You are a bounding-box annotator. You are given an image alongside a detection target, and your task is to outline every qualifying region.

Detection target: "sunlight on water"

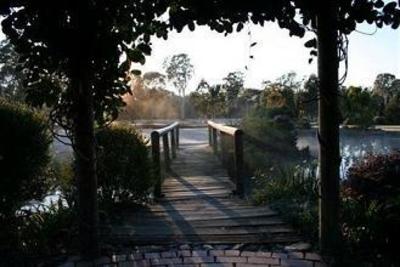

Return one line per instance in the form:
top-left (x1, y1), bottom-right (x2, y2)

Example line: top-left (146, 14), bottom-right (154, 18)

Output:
top-left (297, 129), bottom-right (400, 178)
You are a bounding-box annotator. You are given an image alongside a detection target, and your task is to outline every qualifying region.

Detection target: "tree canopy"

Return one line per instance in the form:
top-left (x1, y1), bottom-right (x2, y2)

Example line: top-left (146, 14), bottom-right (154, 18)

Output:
top-left (1, 0), bottom-right (399, 260)
top-left (0, 0), bottom-right (169, 129)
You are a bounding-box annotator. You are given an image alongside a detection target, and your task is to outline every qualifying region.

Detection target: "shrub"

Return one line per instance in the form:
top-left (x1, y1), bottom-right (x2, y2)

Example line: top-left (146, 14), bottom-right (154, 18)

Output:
top-left (241, 106), bottom-right (305, 172)
top-left (345, 151), bottom-right (400, 200)
top-left (0, 98), bottom-right (52, 217)
top-left (342, 151), bottom-right (400, 265)
top-left (50, 157), bottom-right (76, 208)
top-left (0, 202), bottom-right (78, 264)
top-left (96, 123), bottom-right (154, 207)
top-left (384, 94), bottom-right (400, 125)
top-left (251, 162), bottom-right (319, 242)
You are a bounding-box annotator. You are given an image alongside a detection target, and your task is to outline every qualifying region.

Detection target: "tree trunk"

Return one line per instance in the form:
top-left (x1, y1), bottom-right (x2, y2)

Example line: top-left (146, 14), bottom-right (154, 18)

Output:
top-left (317, 0), bottom-right (341, 259)
top-left (71, 69), bottom-right (100, 259)
top-left (71, 0), bottom-right (100, 258)
top-left (181, 88), bottom-right (186, 120)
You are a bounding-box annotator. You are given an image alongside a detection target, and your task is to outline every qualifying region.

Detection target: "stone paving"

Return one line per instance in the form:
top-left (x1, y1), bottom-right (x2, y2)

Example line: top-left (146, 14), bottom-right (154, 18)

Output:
top-left (59, 244), bottom-right (326, 267)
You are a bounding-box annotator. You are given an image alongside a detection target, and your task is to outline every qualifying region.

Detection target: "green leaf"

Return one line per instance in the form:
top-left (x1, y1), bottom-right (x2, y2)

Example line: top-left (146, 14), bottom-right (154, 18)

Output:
top-left (137, 43), bottom-right (152, 55)
top-left (304, 38), bottom-right (317, 48)
top-left (383, 2), bottom-right (397, 13)
top-left (131, 69), bottom-right (141, 76)
top-left (127, 49), bottom-right (146, 65)
top-left (188, 21), bottom-right (195, 31)
top-left (236, 22), bottom-right (244, 32)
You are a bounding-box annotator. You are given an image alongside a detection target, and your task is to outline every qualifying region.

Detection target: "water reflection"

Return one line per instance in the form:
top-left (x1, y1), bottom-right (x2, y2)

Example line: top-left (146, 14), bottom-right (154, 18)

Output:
top-left (297, 129), bottom-right (400, 178)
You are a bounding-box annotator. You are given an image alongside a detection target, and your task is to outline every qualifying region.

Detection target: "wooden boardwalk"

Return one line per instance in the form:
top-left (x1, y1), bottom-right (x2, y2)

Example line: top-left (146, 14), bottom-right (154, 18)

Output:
top-left (109, 142), bottom-right (300, 245)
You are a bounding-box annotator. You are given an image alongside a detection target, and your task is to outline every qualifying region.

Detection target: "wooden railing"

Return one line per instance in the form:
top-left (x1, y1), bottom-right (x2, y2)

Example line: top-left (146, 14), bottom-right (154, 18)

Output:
top-left (151, 122), bottom-right (179, 197)
top-left (207, 120), bottom-right (247, 198)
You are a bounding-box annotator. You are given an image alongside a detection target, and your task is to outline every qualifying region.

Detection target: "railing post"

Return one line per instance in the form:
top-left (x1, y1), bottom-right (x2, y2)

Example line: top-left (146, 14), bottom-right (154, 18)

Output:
top-left (151, 131), bottom-right (161, 198)
top-left (176, 126), bottom-right (180, 148)
top-left (208, 125), bottom-right (212, 146)
top-left (162, 134), bottom-right (170, 170)
top-left (234, 129), bottom-right (245, 198)
top-left (170, 129), bottom-right (176, 159)
top-left (212, 128), bottom-right (218, 154)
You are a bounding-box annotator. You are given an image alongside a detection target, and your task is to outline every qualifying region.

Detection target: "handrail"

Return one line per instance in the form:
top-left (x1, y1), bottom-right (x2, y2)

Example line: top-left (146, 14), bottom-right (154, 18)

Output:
top-left (207, 120), bottom-right (247, 198)
top-left (207, 120), bottom-right (238, 136)
top-left (151, 122), bottom-right (179, 197)
top-left (154, 121), bottom-right (179, 136)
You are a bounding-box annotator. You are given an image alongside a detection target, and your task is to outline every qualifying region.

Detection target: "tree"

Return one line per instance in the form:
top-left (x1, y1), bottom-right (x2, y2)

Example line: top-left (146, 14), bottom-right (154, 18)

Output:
top-left (163, 53), bottom-right (194, 120)
top-left (223, 71), bottom-right (244, 117)
top-left (262, 73), bottom-right (299, 118)
top-left (121, 73), bottom-right (179, 120)
top-left (1, 0), bottom-right (169, 258)
top-left (0, 40), bottom-right (25, 101)
top-left (384, 94), bottom-right (400, 124)
top-left (297, 74), bottom-right (319, 121)
top-left (373, 73), bottom-right (397, 105)
top-left (142, 71), bottom-right (167, 90)
top-left (341, 86), bottom-right (378, 127)
top-left (2, 0), bottom-right (399, 260)
top-left (191, 79), bottom-right (226, 119)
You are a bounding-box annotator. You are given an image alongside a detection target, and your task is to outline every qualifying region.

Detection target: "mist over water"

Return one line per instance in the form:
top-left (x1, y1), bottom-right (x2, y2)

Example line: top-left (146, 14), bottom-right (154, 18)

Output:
top-left (297, 129), bottom-right (400, 177)
top-left (52, 126), bottom-right (400, 179)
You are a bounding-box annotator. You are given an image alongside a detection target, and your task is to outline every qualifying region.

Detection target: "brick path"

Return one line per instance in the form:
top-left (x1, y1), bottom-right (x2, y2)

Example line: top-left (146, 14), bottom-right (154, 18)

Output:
top-left (60, 247), bottom-right (326, 267)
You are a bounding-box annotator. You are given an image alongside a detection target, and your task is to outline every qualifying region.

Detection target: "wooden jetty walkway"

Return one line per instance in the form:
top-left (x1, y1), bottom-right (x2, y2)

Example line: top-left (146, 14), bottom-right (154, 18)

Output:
top-left (109, 121), bottom-right (300, 246)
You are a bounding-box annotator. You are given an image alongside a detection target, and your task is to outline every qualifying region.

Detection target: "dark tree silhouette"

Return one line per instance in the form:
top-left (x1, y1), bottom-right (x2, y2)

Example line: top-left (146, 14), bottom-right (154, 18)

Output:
top-left (163, 53), bottom-right (194, 120)
top-left (223, 71), bottom-right (244, 117)
top-left (0, 0), bottom-right (169, 258)
top-left (1, 0), bottom-right (399, 260)
top-left (0, 40), bottom-right (25, 100)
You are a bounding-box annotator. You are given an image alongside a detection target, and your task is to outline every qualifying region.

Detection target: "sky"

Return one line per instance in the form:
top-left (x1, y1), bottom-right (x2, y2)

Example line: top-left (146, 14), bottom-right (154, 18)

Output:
top-left (1, 18), bottom-right (399, 93)
top-left (139, 22), bottom-right (400, 93)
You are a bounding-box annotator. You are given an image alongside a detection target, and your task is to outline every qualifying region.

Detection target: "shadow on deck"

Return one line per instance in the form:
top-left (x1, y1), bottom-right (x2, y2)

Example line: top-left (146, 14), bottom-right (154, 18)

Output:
top-left (106, 143), bottom-right (301, 246)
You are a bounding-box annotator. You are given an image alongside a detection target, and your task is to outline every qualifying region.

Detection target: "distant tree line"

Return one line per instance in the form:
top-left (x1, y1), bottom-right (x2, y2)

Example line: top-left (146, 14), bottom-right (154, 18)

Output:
top-left (2, 42), bottom-right (399, 127)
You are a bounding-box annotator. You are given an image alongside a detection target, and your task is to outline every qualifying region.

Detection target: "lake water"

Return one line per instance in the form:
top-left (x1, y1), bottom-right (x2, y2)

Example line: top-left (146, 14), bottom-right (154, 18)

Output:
top-left (297, 129), bottom-right (400, 177)
top-left (52, 127), bottom-right (400, 178)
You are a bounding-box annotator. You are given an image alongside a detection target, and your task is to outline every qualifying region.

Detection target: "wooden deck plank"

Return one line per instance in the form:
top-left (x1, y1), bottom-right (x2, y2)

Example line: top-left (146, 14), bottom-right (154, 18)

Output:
top-left (106, 143), bottom-right (300, 245)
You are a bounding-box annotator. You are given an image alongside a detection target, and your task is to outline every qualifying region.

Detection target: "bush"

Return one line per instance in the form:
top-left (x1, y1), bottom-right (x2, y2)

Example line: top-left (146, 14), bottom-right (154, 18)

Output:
top-left (341, 151), bottom-right (400, 265)
top-left (96, 123), bottom-right (154, 207)
top-left (241, 106), bottom-right (305, 172)
top-left (251, 162), bottom-right (319, 242)
top-left (0, 98), bottom-right (52, 217)
top-left (384, 94), bottom-right (400, 125)
top-left (50, 157), bottom-right (76, 208)
top-left (0, 202), bottom-right (78, 264)
top-left (345, 151), bottom-right (400, 200)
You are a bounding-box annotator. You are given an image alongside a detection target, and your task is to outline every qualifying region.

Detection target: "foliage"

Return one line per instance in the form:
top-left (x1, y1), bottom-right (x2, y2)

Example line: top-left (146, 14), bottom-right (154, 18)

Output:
top-left (296, 74), bottom-right (318, 122)
top-left (0, 1), bottom-right (169, 129)
top-left (50, 158), bottom-right (76, 208)
top-left (1, 2), bottom-right (171, 253)
top-left (341, 86), bottom-right (379, 128)
top-left (121, 73), bottom-right (179, 120)
top-left (163, 53), bottom-right (194, 95)
top-left (223, 71), bottom-right (244, 116)
top-left (341, 151), bottom-right (400, 265)
top-left (0, 40), bottom-right (26, 101)
top-left (383, 93), bottom-right (400, 124)
top-left (0, 202), bottom-right (78, 263)
top-left (0, 98), bottom-right (52, 217)
top-left (251, 162), bottom-right (319, 242)
top-left (190, 79), bottom-right (226, 119)
top-left (96, 123), bottom-right (154, 208)
top-left (142, 72), bottom-right (167, 90)
top-left (163, 53), bottom-right (194, 119)
top-left (261, 72), bottom-right (300, 118)
top-left (372, 73), bottom-right (397, 105)
top-left (241, 105), bottom-right (304, 172)
top-left (345, 151), bottom-right (400, 200)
